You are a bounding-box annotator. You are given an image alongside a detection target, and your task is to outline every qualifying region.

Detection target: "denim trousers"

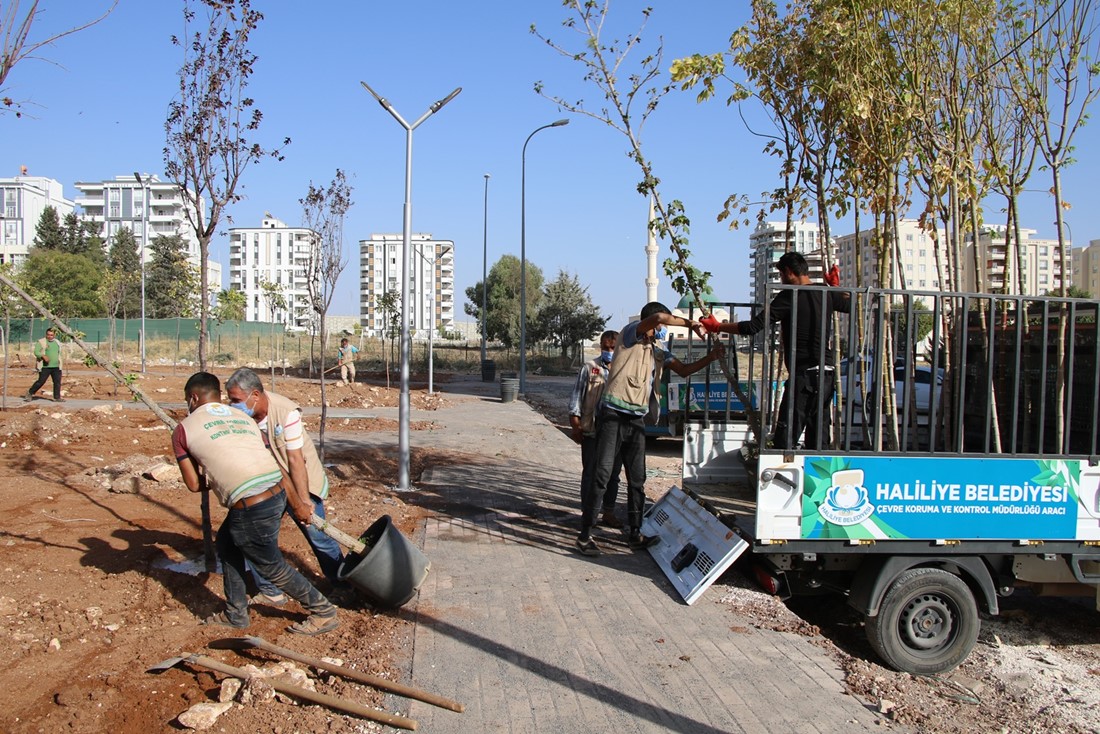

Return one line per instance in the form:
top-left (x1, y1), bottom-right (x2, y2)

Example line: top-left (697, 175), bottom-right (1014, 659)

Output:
top-left (253, 494), bottom-right (345, 596)
top-left (580, 433), bottom-right (622, 512)
top-left (582, 409), bottom-right (647, 536)
top-left (773, 368), bottom-right (836, 450)
top-left (216, 490), bottom-right (335, 626)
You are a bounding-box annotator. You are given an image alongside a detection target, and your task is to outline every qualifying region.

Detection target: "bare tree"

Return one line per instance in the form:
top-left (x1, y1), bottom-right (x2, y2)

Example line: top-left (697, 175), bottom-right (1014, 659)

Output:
top-left (164, 0), bottom-right (288, 371)
top-left (301, 169), bottom-right (353, 460)
top-left (1, 0), bottom-right (117, 115)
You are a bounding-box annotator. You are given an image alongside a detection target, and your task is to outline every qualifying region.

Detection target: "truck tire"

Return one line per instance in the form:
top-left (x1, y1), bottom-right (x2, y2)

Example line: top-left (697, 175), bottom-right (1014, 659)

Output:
top-left (865, 568), bottom-right (979, 675)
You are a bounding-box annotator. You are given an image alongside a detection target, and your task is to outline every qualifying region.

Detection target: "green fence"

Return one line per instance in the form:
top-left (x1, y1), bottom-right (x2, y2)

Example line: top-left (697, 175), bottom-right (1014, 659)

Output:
top-left (8, 318), bottom-right (280, 345)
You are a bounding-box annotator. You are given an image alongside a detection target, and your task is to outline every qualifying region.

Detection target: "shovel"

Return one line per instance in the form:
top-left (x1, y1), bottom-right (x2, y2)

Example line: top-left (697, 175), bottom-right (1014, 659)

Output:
top-left (148, 652), bottom-right (417, 731)
top-left (213, 635), bottom-right (464, 712)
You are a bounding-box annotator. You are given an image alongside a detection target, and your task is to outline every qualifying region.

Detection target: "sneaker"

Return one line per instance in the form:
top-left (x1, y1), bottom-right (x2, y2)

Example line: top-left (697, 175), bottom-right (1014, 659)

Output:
top-left (22, 393), bottom-right (33, 402)
top-left (249, 591), bottom-right (288, 607)
top-left (599, 513), bottom-right (624, 530)
top-left (628, 533), bottom-right (660, 550)
top-left (574, 536), bottom-right (602, 557)
top-left (287, 613), bottom-right (339, 636)
top-left (201, 611), bottom-right (249, 629)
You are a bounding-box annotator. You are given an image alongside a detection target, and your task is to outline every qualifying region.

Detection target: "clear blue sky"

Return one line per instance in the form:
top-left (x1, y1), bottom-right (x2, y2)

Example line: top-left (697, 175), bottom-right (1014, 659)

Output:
top-left (5, 1), bottom-right (1099, 327)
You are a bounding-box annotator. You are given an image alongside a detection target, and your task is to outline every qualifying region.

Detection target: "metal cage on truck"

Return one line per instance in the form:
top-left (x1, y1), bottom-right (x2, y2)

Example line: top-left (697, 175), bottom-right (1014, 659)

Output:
top-left (645, 286), bottom-right (1100, 675)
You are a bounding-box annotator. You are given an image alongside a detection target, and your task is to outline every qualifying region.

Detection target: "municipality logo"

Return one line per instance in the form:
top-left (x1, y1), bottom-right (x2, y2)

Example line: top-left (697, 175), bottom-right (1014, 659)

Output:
top-left (819, 469), bottom-right (874, 526)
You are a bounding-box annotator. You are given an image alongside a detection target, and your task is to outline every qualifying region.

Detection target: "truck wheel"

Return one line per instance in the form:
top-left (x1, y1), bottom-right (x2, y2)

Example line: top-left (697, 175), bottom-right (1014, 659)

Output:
top-left (865, 567), bottom-right (979, 675)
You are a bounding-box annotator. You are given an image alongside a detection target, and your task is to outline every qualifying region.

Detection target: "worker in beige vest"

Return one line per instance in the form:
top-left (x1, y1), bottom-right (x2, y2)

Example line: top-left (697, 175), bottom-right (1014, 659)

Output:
top-left (172, 371), bottom-right (338, 635)
top-left (226, 368), bottom-right (345, 607)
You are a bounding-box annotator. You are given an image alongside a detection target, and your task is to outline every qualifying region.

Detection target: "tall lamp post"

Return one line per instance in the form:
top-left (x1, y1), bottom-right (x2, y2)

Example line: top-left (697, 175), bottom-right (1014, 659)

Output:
top-left (133, 172), bottom-right (149, 373)
top-left (481, 173), bottom-right (490, 369)
top-left (413, 242), bottom-right (452, 395)
top-left (361, 81), bottom-right (461, 491)
top-left (520, 119), bottom-right (569, 396)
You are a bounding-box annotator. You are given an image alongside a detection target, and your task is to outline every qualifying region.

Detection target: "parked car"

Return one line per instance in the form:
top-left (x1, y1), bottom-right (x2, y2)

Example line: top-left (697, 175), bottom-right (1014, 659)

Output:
top-left (841, 358), bottom-right (944, 414)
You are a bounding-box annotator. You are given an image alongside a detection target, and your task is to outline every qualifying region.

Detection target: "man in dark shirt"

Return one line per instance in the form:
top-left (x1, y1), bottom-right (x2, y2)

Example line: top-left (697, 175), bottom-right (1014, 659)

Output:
top-left (705, 252), bottom-right (849, 449)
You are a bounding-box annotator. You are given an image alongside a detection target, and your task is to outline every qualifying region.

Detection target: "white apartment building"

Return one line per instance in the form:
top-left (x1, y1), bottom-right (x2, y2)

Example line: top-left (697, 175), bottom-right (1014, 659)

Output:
top-left (1072, 239), bottom-right (1100, 298)
top-left (74, 174), bottom-right (221, 291)
top-left (0, 176), bottom-right (74, 266)
top-left (835, 219), bottom-right (947, 305)
top-left (359, 233), bottom-right (455, 339)
top-left (227, 214), bottom-right (316, 328)
top-left (748, 220), bottom-right (827, 305)
top-left (964, 226), bottom-right (1066, 296)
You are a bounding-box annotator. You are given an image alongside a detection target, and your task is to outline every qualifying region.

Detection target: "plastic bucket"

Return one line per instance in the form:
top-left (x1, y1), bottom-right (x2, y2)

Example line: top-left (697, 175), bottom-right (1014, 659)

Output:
top-left (500, 376), bottom-right (519, 403)
top-left (337, 515), bottom-right (431, 608)
top-left (481, 359), bottom-right (496, 382)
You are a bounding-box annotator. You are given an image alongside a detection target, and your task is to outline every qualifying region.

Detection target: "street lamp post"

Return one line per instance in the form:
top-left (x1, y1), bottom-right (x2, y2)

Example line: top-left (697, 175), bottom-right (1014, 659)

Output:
top-left (413, 243), bottom-right (452, 395)
top-left (133, 172), bottom-right (149, 373)
top-left (481, 173), bottom-right (490, 368)
top-left (520, 119), bottom-right (569, 396)
top-left (361, 81), bottom-right (461, 491)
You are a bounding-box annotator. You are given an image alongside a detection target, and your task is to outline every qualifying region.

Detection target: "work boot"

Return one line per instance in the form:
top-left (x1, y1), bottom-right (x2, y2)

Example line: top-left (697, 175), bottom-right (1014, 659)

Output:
top-left (628, 532), bottom-right (660, 550)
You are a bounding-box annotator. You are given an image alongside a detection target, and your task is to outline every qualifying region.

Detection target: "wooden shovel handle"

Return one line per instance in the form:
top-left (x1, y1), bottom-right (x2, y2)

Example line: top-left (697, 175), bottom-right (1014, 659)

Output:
top-left (310, 513), bottom-right (366, 554)
top-left (186, 653), bottom-right (417, 730)
top-left (244, 636), bottom-right (464, 713)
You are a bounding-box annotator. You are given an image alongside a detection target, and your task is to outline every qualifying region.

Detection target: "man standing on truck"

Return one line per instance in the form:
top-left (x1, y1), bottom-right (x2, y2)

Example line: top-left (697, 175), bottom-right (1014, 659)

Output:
top-left (569, 329), bottom-right (626, 530)
top-left (575, 302), bottom-right (724, 556)
top-left (703, 251), bottom-right (849, 449)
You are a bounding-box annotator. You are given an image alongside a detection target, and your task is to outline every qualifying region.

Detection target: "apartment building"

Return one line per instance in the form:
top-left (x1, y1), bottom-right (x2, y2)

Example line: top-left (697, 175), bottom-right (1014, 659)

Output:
top-left (748, 220), bottom-right (826, 306)
top-left (73, 174), bottom-right (220, 290)
top-left (227, 214), bottom-right (316, 328)
top-left (1072, 240), bottom-right (1100, 298)
top-left (359, 233), bottom-right (455, 339)
top-left (964, 226), bottom-right (1066, 296)
top-left (833, 219), bottom-right (948, 304)
top-left (0, 175), bottom-right (74, 266)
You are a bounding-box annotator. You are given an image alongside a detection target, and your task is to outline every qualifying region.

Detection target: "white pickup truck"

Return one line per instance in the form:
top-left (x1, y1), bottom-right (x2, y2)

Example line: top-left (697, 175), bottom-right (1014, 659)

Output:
top-left (644, 287), bottom-right (1100, 675)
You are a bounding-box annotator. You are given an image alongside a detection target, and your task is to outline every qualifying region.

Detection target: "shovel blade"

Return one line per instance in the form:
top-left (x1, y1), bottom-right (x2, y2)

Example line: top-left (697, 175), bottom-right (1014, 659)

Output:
top-left (206, 637), bottom-right (256, 651)
top-left (147, 655), bottom-right (189, 673)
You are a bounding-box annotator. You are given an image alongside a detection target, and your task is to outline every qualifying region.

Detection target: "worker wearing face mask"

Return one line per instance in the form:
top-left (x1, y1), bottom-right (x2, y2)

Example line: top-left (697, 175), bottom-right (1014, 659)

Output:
top-left (575, 302), bottom-right (724, 557)
top-left (568, 329), bottom-right (626, 531)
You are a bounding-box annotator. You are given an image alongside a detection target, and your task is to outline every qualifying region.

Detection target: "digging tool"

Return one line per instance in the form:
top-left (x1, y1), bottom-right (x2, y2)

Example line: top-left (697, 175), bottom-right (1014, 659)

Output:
top-left (148, 652), bottom-right (417, 730)
top-left (212, 636), bottom-right (464, 713)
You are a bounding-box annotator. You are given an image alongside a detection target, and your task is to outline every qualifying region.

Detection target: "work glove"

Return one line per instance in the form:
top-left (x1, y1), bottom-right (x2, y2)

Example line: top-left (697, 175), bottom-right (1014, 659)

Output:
top-left (700, 313), bottom-right (722, 334)
top-left (824, 264), bottom-right (840, 287)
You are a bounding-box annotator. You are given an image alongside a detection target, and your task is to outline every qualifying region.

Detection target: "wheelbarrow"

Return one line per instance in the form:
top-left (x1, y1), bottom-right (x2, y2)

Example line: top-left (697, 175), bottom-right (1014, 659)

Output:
top-left (311, 513), bottom-right (430, 608)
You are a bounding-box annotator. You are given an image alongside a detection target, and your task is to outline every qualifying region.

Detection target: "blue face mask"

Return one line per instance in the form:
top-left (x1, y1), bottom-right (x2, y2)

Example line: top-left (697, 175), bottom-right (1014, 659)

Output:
top-left (230, 396), bottom-right (254, 417)
top-left (654, 326), bottom-right (668, 342)
top-left (600, 350), bottom-right (614, 363)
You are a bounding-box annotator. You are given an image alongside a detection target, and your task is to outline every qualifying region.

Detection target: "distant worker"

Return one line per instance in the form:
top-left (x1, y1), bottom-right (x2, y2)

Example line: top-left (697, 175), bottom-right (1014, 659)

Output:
top-left (577, 302), bottom-right (724, 556)
top-left (703, 251), bottom-right (849, 449)
top-left (225, 368), bottom-right (345, 606)
top-left (337, 338), bottom-right (359, 385)
top-left (25, 327), bottom-right (63, 402)
top-left (172, 372), bottom-right (338, 635)
top-left (568, 329), bottom-right (625, 530)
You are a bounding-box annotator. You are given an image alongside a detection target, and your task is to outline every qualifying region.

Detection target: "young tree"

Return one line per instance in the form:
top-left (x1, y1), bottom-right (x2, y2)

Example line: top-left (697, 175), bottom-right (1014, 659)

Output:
top-left (215, 287), bottom-right (246, 361)
top-left (532, 270), bottom-right (607, 360)
top-left (300, 169), bottom-right (354, 459)
top-left (258, 277), bottom-right (286, 386)
top-left (0, 0), bottom-right (117, 116)
top-left (464, 254), bottom-right (543, 348)
top-left (164, 0), bottom-right (288, 370)
top-left (377, 289), bottom-right (399, 388)
top-left (31, 205), bottom-right (62, 250)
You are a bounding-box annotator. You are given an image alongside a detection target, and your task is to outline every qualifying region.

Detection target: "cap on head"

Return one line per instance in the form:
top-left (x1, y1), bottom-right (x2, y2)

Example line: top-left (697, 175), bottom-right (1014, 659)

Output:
top-left (640, 301), bottom-right (671, 320)
top-left (775, 251), bottom-right (809, 276)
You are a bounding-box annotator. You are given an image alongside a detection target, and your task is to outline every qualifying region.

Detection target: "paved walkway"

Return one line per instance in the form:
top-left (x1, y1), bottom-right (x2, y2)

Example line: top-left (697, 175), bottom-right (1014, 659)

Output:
top-left (366, 376), bottom-right (884, 733)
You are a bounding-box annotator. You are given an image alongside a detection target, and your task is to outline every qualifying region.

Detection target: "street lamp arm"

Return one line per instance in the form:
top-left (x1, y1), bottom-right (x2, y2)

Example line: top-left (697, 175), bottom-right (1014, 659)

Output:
top-left (431, 87), bottom-right (462, 113)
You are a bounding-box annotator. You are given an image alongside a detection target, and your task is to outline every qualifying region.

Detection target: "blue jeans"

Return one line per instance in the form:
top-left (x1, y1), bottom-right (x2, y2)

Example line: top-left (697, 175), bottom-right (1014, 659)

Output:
top-left (216, 490), bottom-right (335, 626)
top-left (253, 494), bottom-right (345, 597)
top-left (582, 409), bottom-right (647, 537)
top-left (580, 433), bottom-right (622, 512)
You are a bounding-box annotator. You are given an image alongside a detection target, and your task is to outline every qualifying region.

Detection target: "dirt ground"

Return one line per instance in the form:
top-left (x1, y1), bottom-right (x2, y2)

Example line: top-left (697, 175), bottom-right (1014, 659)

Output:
top-left (4, 365), bottom-right (1100, 733)
top-left (0, 365), bottom-right (452, 734)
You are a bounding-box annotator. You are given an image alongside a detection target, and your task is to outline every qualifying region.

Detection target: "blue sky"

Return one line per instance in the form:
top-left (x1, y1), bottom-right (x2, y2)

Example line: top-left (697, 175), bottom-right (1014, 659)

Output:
top-left (5, 1), bottom-right (1099, 327)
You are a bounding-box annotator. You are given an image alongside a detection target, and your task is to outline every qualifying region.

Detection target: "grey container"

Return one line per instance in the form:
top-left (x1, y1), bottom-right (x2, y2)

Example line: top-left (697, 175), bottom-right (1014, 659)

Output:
top-left (337, 515), bottom-right (431, 608)
top-left (500, 376), bottom-right (520, 403)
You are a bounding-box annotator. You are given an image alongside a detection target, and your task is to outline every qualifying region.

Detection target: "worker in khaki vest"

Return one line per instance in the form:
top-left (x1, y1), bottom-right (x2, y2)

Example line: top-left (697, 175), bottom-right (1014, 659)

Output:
top-left (226, 368), bottom-right (345, 606)
top-left (173, 371), bottom-right (338, 635)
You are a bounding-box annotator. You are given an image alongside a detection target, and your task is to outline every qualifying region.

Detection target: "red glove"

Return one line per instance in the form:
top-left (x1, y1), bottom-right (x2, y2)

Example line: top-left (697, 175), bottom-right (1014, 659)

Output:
top-left (824, 264), bottom-right (840, 287)
top-left (700, 314), bottom-right (722, 334)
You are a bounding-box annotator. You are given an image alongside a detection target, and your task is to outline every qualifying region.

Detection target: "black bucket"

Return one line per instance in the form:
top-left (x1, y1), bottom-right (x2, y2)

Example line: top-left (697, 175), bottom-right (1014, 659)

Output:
top-left (481, 358), bottom-right (496, 382)
top-left (337, 515), bottom-right (431, 608)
